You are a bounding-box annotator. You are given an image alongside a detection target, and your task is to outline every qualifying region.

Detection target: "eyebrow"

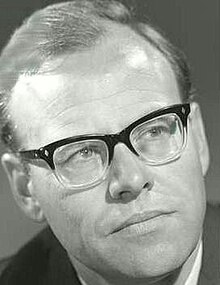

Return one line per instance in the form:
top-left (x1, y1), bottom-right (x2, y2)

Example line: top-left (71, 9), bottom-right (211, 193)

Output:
top-left (39, 100), bottom-right (167, 147)
top-left (16, 103), bottom-right (190, 172)
top-left (25, 103), bottom-right (186, 149)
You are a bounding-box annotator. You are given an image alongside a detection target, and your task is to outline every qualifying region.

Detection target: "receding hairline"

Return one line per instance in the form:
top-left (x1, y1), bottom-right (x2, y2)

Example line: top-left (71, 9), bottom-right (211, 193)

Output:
top-left (0, 0), bottom-right (192, 151)
top-left (21, 20), bottom-right (175, 78)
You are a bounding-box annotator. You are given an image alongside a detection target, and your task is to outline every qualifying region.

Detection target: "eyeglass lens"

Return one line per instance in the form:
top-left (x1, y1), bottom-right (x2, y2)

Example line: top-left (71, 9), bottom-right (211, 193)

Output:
top-left (130, 114), bottom-right (183, 163)
top-left (53, 113), bottom-right (184, 187)
top-left (54, 140), bottom-right (109, 186)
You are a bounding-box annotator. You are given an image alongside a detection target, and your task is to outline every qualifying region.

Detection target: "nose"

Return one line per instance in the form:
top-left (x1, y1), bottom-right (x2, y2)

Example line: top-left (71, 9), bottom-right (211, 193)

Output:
top-left (108, 143), bottom-right (154, 201)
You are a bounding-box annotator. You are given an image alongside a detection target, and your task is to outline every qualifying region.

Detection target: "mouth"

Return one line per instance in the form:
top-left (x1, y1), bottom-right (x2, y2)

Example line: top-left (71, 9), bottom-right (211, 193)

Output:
top-left (111, 210), bottom-right (176, 235)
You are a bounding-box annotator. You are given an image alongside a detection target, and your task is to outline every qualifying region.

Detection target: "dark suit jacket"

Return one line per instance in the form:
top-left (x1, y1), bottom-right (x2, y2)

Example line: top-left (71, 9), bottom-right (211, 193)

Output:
top-left (0, 204), bottom-right (219, 284)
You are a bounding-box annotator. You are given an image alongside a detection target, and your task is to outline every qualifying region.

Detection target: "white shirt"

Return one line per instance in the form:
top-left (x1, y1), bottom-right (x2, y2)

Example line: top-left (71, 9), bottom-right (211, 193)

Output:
top-left (185, 241), bottom-right (203, 285)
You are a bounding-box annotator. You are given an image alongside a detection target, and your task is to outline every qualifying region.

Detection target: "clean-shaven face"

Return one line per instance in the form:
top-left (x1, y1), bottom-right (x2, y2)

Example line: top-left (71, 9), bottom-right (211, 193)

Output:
top-left (9, 24), bottom-right (206, 283)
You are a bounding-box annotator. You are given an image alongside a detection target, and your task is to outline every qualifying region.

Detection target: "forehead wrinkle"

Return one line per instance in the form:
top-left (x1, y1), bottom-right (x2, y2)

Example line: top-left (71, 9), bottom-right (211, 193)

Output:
top-left (44, 86), bottom-right (132, 124)
top-left (39, 90), bottom-right (174, 145)
top-left (14, 29), bottom-right (177, 121)
top-left (45, 86), bottom-right (169, 124)
top-left (10, 73), bottom-right (65, 124)
top-left (37, 73), bottom-right (118, 118)
top-left (10, 24), bottom-right (180, 149)
top-left (112, 99), bottom-right (166, 115)
top-left (46, 99), bottom-right (167, 143)
top-left (44, 88), bottom-right (124, 121)
top-left (40, 33), bottom-right (175, 112)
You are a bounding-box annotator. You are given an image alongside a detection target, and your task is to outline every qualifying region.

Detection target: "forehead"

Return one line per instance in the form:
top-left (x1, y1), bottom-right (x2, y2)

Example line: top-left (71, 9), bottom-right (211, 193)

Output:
top-left (9, 24), bottom-right (180, 148)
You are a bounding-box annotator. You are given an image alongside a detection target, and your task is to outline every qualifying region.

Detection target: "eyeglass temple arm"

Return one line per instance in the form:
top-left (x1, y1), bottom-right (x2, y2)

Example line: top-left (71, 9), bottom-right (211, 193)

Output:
top-left (18, 147), bottom-right (55, 169)
top-left (18, 149), bottom-right (40, 160)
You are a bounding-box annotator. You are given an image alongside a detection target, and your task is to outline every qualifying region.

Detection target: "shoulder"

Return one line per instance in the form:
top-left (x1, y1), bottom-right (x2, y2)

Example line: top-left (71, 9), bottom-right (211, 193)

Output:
top-left (204, 203), bottom-right (220, 229)
top-left (203, 203), bottom-right (220, 249)
top-left (0, 256), bottom-right (12, 275)
top-left (199, 203), bottom-right (220, 283)
top-left (0, 227), bottom-right (54, 282)
top-left (0, 227), bottom-right (81, 285)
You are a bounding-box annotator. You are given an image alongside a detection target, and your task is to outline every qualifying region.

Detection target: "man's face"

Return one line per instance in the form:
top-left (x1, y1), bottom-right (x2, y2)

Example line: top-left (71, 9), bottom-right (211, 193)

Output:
top-left (9, 25), bottom-right (207, 282)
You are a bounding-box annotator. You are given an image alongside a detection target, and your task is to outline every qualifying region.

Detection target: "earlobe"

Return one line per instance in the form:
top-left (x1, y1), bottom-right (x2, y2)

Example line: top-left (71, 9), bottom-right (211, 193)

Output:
top-left (190, 102), bottom-right (210, 176)
top-left (1, 153), bottom-right (45, 222)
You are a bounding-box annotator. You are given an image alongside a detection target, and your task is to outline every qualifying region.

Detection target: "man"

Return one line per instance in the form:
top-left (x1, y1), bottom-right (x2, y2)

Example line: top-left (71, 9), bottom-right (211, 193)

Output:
top-left (0, 0), bottom-right (219, 284)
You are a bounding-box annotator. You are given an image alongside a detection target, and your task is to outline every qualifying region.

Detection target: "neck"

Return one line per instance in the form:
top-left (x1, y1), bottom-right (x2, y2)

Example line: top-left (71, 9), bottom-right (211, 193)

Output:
top-left (70, 241), bottom-right (201, 285)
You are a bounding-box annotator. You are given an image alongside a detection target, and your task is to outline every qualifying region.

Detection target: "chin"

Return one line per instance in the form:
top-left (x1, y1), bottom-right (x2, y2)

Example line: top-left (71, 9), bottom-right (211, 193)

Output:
top-left (84, 235), bottom-right (194, 284)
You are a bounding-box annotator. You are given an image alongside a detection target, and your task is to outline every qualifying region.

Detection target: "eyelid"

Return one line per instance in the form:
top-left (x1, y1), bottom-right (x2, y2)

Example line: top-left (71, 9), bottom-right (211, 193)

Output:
top-left (144, 119), bottom-right (172, 126)
top-left (55, 144), bottom-right (100, 165)
top-left (133, 115), bottom-right (176, 132)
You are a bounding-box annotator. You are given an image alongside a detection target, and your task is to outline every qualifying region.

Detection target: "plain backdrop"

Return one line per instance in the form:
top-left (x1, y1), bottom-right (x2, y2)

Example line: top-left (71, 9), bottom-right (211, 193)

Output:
top-left (0, 0), bottom-right (219, 259)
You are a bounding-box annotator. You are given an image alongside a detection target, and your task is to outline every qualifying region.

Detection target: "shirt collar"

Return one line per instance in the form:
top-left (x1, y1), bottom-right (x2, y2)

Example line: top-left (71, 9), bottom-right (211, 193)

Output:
top-left (185, 240), bottom-right (203, 285)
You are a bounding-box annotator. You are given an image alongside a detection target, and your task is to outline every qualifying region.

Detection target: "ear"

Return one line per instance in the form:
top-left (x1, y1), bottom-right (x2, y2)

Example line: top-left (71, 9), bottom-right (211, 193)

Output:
top-left (1, 153), bottom-right (45, 222)
top-left (190, 102), bottom-right (210, 176)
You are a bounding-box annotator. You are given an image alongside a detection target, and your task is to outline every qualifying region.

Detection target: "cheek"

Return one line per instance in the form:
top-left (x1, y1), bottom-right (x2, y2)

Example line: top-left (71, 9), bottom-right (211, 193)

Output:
top-left (31, 168), bottom-right (107, 258)
top-left (178, 133), bottom-right (206, 203)
top-left (154, 132), bottom-right (206, 228)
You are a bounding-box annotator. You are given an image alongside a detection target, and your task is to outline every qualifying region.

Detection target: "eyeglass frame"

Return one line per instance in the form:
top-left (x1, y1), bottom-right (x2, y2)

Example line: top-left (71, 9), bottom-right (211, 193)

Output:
top-left (18, 103), bottom-right (190, 173)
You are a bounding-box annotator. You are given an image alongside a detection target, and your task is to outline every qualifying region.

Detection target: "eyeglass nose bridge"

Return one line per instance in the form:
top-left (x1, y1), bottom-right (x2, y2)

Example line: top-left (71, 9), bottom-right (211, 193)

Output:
top-left (107, 129), bottom-right (139, 165)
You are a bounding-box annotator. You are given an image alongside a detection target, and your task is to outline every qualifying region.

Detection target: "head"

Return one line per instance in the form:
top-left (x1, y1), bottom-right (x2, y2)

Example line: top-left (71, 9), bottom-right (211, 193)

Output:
top-left (0, 1), bottom-right (209, 284)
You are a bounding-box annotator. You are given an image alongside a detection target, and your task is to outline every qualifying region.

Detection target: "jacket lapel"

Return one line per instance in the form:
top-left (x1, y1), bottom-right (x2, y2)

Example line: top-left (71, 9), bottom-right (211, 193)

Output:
top-left (198, 204), bottom-right (220, 284)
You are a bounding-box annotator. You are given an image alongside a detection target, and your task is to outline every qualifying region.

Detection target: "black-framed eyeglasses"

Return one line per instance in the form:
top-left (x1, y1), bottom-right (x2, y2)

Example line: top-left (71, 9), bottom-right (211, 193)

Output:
top-left (18, 103), bottom-right (191, 190)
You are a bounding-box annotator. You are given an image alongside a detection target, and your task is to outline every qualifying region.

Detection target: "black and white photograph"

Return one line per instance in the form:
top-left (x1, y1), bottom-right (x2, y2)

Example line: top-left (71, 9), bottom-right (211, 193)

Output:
top-left (0, 1), bottom-right (219, 284)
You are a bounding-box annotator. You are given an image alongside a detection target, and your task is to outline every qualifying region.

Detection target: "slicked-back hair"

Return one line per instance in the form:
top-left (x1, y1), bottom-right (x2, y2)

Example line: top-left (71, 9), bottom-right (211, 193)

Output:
top-left (0, 0), bottom-right (193, 151)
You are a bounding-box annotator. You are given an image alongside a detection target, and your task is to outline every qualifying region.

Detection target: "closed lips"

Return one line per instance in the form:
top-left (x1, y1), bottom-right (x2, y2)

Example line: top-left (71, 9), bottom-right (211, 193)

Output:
top-left (111, 210), bottom-right (175, 234)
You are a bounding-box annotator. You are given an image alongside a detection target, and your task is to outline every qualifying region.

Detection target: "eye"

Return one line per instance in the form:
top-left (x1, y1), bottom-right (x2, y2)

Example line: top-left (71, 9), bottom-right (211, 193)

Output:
top-left (77, 147), bottom-right (94, 159)
top-left (136, 124), bottom-right (170, 142)
top-left (146, 125), bottom-right (170, 138)
top-left (65, 146), bottom-right (98, 164)
top-left (55, 145), bottom-right (98, 166)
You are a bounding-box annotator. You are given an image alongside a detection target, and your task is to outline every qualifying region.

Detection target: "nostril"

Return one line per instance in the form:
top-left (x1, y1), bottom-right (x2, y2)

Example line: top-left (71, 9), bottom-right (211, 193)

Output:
top-left (119, 190), bottom-right (140, 202)
top-left (143, 180), bottom-right (154, 191)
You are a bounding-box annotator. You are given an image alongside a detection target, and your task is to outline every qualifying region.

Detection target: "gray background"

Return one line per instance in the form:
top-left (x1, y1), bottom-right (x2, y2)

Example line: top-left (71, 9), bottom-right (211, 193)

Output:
top-left (0, 0), bottom-right (219, 259)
